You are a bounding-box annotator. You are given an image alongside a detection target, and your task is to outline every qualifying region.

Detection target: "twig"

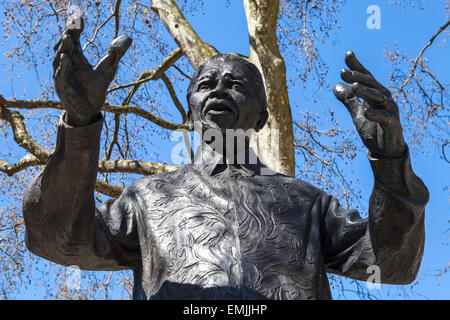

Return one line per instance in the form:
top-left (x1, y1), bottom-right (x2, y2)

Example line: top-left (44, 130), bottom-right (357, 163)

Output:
top-left (161, 73), bottom-right (193, 160)
top-left (294, 143), bottom-right (350, 208)
top-left (108, 47), bottom-right (183, 94)
top-left (172, 64), bottom-right (191, 79)
top-left (113, 0), bottom-right (122, 39)
top-left (103, 47), bottom-right (185, 161)
top-left (82, 13), bottom-right (115, 51)
top-left (395, 20), bottom-right (450, 97)
top-left (442, 141), bottom-right (450, 163)
top-left (160, 74), bottom-right (187, 121)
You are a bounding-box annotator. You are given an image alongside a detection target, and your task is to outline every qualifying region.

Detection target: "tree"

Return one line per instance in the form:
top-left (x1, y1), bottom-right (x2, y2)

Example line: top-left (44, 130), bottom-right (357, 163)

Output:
top-left (0, 0), bottom-right (448, 299)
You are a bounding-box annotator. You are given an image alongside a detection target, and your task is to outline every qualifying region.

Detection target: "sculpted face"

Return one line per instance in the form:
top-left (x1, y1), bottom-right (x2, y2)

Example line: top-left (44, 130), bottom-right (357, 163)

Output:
top-left (187, 55), bottom-right (268, 133)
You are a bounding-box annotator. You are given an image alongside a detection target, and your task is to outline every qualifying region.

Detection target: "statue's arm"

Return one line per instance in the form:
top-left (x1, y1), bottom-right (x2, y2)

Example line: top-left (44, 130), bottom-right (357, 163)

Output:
top-left (323, 50), bottom-right (429, 284)
top-left (22, 21), bottom-right (138, 270)
top-left (23, 112), bottom-right (140, 270)
top-left (320, 147), bottom-right (429, 284)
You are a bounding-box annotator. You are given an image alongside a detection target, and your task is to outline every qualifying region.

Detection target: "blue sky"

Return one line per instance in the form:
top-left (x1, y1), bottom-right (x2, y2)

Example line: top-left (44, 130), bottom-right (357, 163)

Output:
top-left (0, 0), bottom-right (448, 299)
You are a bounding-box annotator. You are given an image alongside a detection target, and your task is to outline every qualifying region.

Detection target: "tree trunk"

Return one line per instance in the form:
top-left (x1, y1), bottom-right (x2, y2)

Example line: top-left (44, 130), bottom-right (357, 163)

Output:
top-left (244, 0), bottom-right (295, 176)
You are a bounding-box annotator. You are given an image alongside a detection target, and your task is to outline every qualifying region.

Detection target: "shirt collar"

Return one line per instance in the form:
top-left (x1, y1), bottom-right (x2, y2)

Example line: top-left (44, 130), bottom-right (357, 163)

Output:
top-left (192, 142), bottom-right (265, 177)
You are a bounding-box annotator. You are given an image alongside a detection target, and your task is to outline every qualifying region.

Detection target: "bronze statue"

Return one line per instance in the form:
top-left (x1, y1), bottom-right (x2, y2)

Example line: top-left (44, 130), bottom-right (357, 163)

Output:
top-left (23, 24), bottom-right (429, 300)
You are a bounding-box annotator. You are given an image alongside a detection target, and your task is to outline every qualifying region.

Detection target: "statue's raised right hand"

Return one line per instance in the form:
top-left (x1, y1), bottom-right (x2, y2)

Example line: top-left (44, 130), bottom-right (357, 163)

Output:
top-left (53, 18), bottom-right (132, 126)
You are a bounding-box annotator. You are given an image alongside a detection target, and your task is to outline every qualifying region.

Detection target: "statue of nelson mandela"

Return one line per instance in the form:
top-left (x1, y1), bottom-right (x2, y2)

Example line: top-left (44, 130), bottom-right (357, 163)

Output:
top-left (23, 24), bottom-right (429, 300)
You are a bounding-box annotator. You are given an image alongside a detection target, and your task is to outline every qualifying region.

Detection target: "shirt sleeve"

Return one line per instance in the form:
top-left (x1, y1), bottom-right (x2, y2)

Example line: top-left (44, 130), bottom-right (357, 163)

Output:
top-left (320, 147), bottom-right (429, 284)
top-left (23, 112), bottom-right (140, 271)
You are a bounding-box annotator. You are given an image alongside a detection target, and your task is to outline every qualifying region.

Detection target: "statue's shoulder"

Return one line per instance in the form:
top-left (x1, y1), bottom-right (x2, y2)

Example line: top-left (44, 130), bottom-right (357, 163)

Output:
top-left (126, 164), bottom-right (191, 193)
top-left (257, 170), bottom-right (325, 198)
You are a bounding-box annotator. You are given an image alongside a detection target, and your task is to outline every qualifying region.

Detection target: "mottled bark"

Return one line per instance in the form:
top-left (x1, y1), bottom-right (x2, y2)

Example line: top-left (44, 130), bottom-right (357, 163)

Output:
top-left (244, 0), bottom-right (295, 176)
top-left (0, 154), bottom-right (44, 177)
top-left (98, 160), bottom-right (179, 175)
top-left (151, 0), bottom-right (218, 68)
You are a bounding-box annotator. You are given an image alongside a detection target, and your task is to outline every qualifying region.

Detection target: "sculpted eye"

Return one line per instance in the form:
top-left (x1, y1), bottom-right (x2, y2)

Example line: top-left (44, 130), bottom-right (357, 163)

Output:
top-left (232, 83), bottom-right (243, 90)
top-left (198, 81), bottom-right (212, 91)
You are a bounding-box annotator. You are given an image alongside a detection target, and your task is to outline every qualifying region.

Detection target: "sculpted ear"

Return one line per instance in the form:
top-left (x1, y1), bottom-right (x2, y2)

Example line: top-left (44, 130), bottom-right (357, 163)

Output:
top-left (256, 109), bottom-right (269, 131)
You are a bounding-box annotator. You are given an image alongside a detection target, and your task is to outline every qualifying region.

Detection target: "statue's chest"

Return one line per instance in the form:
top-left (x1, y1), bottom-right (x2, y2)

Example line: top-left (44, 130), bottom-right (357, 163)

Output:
top-left (140, 171), bottom-right (316, 290)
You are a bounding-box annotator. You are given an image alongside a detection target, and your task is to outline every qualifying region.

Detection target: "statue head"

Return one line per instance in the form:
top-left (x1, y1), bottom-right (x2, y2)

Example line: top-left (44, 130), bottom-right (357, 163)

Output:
top-left (186, 54), bottom-right (269, 133)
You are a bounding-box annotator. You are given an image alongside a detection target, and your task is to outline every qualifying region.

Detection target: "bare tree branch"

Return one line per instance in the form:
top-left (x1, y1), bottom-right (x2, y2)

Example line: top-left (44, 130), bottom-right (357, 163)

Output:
top-left (0, 97), bottom-right (61, 111)
top-left (104, 103), bottom-right (189, 130)
top-left (0, 96), bottom-right (189, 131)
top-left (0, 106), bottom-right (180, 197)
top-left (442, 140), bottom-right (450, 164)
top-left (94, 180), bottom-right (123, 198)
top-left (161, 73), bottom-right (193, 160)
top-left (83, 13), bottom-right (115, 51)
top-left (103, 112), bottom-right (125, 162)
top-left (294, 143), bottom-right (350, 208)
top-left (113, 0), bottom-right (122, 39)
top-left (107, 48), bottom-right (183, 161)
top-left (106, 47), bottom-right (184, 162)
top-left (172, 64), bottom-right (191, 79)
top-left (0, 154), bottom-right (44, 176)
top-left (160, 74), bottom-right (187, 122)
top-left (0, 107), bottom-right (50, 161)
top-left (150, 0), bottom-right (218, 68)
top-left (395, 20), bottom-right (450, 97)
top-left (108, 47), bottom-right (183, 95)
top-left (98, 159), bottom-right (179, 175)
top-left (0, 155), bottom-right (179, 178)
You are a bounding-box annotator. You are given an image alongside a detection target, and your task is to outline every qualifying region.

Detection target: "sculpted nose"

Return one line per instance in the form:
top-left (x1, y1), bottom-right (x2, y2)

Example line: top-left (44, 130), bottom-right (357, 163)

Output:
top-left (210, 80), bottom-right (229, 99)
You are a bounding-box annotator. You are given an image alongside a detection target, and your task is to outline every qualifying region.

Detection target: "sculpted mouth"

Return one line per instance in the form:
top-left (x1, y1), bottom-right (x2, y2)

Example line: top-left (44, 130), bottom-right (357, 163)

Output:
top-left (202, 98), bottom-right (237, 118)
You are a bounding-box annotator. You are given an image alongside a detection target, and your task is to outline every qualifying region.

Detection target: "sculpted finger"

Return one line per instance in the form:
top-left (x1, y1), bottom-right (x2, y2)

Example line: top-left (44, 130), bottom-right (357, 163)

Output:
top-left (53, 35), bottom-right (63, 52)
top-left (341, 69), bottom-right (391, 96)
top-left (52, 48), bottom-right (62, 73)
top-left (52, 34), bottom-right (74, 72)
top-left (352, 83), bottom-right (387, 105)
top-left (345, 51), bottom-right (372, 76)
top-left (54, 54), bottom-right (73, 108)
top-left (95, 35), bottom-right (132, 78)
top-left (363, 107), bottom-right (391, 125)
top-left (54, 53), bottom-right (72, 88)
top-left (333, 83), bottom-right (361, 117)
top-left (61, 34), bottom-right (75, 53)
top-left (62, 18), bottom-right (92, 70)
top-left (333, 82), bottom-right (354, 101)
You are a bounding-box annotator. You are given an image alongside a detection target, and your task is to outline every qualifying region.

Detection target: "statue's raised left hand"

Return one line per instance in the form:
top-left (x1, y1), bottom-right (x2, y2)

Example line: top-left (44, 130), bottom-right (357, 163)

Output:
top-left (333, 51), bottom-right (406, 158)
top-left (53, 17), bottom-right (132, 127)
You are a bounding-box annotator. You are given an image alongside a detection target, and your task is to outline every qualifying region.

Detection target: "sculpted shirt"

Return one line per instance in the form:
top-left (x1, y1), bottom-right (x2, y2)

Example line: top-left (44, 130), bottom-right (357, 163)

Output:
top-left (23, 114), bottom-right (429, 300)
